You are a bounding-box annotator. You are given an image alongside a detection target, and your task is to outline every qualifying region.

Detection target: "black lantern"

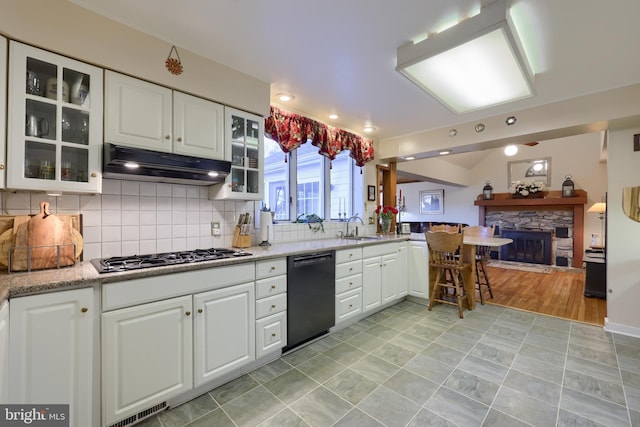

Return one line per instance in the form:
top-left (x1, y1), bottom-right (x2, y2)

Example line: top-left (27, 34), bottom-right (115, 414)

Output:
top-left (482, 181), bottom-right (493, 200)
top-left (562, 174), bottom-right (575, 197)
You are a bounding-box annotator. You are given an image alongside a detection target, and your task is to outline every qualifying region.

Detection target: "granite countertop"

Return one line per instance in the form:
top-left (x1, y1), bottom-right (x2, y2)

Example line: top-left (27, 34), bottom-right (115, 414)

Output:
top-left (0, 235), bottom-right (409, 301)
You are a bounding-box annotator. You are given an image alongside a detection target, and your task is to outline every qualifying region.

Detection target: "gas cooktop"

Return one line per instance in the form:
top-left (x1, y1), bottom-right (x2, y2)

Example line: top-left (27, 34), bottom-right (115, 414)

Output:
top-left (91, 248), bottom-right (252, 273)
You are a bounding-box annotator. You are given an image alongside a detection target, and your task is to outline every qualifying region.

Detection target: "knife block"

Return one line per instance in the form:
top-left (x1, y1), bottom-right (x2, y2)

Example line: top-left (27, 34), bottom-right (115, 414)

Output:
top-left (232, 226), bottom-right (252, 248)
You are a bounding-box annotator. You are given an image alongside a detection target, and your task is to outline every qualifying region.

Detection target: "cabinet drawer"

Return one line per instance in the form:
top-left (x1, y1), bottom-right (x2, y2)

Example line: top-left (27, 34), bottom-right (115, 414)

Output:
top-left (335, 273), bottom-right (363, 295)
top-left (335, 288), bottom-right (362, 324)
top-left (256, 258), bottom-right (287, 279)
top-left (256, 275), bottom-right (287, 299)
top-left (336, 248), bottom-right (362, 264)
top-left (335, 260), bottom-right (362, 279)
top-left (256, 311), bottom-right (287, 359)
top-left (256, 293), bottom-right (287, 319)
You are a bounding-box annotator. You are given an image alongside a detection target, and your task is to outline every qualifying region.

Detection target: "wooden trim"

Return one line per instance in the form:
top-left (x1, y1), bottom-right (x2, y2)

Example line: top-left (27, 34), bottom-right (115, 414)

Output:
top-left (474, 190), bottom-right (587, 268)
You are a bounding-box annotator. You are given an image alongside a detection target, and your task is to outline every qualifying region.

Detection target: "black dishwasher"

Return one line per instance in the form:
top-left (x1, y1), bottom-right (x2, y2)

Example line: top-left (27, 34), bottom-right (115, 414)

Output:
top-left (285, 251), bottom-right (335, 351)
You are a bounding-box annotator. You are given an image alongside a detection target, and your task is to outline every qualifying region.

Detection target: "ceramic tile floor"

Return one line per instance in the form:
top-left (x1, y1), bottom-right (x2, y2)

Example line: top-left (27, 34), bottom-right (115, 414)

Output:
top-left (135, 301), bottom-right (640, 427)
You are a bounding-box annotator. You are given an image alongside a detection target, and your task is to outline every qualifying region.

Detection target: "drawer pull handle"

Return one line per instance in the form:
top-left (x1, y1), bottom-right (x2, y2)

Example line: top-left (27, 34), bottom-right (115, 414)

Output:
top-left (271, 304), bottom-right (276, 309)
top-left (349, 267), bottom-right (353, 272)
top-left (271, 285), bottom-right (276, 289)
top-left (198, 309), bottom-right (203, 314)
top-left (349, 254), bottom-right (353, 258)
top-left (270, 266), bottom-right (276, 271)
top-left (271, 333), bottom-right (276, 337)
top-left (349, 282), bottom-right (353, 286)
top-left (349, 304), bottom-right (353, 308)
top-left (185, 311), bottom-right (191, 316)
top-left (81, 307), bottom-right (88, 313)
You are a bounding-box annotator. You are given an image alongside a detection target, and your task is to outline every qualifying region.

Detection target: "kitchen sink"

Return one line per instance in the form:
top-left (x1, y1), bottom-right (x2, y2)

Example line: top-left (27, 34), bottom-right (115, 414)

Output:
top-left (342, 235), bottom-right (383, 241)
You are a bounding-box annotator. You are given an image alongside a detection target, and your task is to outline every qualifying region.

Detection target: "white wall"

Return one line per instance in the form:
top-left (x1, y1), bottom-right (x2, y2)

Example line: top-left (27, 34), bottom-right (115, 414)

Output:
top-left (398, 132), bottom-right (608, 245)
top-left (604, 117), bottom-right (640, 335)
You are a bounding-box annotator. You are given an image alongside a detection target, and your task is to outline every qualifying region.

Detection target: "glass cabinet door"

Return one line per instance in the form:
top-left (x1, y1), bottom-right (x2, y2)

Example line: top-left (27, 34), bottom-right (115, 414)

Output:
top-left (8, 42), bottom-right (102, 193)
top-left (227, 109), bottom-right (262, 198)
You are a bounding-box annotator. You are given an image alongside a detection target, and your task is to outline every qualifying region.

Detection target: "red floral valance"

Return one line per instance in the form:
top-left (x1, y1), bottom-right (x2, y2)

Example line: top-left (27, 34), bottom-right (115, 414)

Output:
top-left (264, 106), bottom-right (374, 168)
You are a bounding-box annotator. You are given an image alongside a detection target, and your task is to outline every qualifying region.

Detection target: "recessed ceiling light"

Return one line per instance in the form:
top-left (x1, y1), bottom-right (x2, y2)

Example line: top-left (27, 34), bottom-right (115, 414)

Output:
top-left (404, 156), bottom-right (416, 160)
top-left (475, 123), bottom-right (485, 133)
top-left (505, 116), bottom-right (517, 125)
top-left (363, 126), bottom-right (375, 133)
top-left (276, 93), bottom-right (295, 102)
top-left (448, 129), bottom-right (457, 137)
top-left (329, 114), bottom-right (338, 120)
top-left (504, 145), bottom-right (518, 156)
top-left (439, 150), bottom-right (452, 155)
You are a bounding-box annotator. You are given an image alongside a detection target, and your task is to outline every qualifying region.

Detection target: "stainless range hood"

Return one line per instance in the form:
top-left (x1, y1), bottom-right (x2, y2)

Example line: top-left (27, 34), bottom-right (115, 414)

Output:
top-left (103, 143), bottom-right (231, 186)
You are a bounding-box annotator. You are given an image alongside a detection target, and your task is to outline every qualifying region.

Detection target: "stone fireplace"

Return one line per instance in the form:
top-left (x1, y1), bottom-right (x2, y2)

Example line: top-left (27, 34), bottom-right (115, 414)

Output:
top-left (474, 190), bottom-right (587, 268)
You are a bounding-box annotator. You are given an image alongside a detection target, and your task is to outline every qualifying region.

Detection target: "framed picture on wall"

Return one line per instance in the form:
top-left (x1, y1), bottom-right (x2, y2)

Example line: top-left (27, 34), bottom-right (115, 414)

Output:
top-left (419, 189), bottom-right (444, 214)
top-left (367, 185), bottom-right (376, 201)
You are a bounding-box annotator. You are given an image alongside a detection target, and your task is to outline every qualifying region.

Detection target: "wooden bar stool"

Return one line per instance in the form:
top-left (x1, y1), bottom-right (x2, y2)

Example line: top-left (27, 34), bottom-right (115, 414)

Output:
top-left (426, 231), bottom-right (471, 318)
top-left (462, 225), bottom-right (495, 304)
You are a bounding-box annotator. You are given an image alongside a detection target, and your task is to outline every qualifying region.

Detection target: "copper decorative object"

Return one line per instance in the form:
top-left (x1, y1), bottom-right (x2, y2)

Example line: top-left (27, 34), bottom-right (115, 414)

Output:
top-left (165, 45), bottom-right (183, 75)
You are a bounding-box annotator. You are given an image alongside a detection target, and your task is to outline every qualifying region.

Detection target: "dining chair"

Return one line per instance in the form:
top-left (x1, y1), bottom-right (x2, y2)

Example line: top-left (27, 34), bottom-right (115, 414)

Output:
top-left (429, 223), bottom-right (461, 233)
top-left (462, 225), bottom-right (496, 304)
top-left (425, 231), bottom-right (472, 318)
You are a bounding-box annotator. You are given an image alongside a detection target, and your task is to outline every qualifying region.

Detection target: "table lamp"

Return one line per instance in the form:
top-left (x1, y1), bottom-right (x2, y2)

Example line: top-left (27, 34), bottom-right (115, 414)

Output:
top-left (587, 202), bottom-right (606, 248)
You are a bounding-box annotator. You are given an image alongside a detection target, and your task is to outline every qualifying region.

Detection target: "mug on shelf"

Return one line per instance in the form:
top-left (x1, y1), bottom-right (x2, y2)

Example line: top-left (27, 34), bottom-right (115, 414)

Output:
top-left (26, 115), bottom-right (49, 138)
top-left (26, 70), bottom-right (42, 95)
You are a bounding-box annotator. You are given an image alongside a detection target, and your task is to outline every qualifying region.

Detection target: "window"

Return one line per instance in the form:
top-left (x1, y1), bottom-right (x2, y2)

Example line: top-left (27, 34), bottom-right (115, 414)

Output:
top-left (263, 135), bottom-right (363, 221)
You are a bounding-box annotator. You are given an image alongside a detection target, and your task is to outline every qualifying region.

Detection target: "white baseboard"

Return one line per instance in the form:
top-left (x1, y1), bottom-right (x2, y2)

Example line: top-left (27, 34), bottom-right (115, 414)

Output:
top-left (604, 317), bottom-right (640, 338)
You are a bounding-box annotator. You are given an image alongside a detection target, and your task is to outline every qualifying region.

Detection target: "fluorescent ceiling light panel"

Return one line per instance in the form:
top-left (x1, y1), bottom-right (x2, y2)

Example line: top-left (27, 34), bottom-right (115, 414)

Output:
top-left (396, 0), bottom-right (534, 113)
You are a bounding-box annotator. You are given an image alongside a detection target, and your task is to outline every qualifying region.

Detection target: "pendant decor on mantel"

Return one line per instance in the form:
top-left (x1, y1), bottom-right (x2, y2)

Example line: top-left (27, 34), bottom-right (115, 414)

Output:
top-left (165, 45), bottom-right (183, 75)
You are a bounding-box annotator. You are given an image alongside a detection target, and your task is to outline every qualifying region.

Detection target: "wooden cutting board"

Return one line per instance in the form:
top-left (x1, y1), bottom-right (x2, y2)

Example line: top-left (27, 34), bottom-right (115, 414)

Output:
top-left (0, 205), bottom-right (83, 270)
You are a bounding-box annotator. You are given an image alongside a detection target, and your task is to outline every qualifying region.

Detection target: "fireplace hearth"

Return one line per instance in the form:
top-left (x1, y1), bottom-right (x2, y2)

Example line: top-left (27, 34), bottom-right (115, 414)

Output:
top-left (501, 229), bottom-right (553, 265)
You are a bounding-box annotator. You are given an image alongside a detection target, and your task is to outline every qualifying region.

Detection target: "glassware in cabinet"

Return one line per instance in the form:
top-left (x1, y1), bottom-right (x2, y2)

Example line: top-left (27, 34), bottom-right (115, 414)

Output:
top-left (8, 41), bottom-right (102, 193)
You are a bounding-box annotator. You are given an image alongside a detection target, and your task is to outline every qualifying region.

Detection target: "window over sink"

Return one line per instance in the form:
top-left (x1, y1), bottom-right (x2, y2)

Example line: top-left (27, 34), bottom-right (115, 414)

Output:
top-left (263, 135), bottom-right (363, 222)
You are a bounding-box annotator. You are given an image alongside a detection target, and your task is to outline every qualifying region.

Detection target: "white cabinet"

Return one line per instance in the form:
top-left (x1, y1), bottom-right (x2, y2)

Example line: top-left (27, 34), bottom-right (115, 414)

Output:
top-left (408, 241), bottom-right (429, 299)
top-left (255, 258), bottom-right (287, 358)
top-left (7, 41), bottom-right (103, 193)
top-left (396, 243), bottom-right (408, 298)
top-left (0, 299), bottom-right (8, 403)
top-left (335, 248), bottom-right (364, 325)
top-left (209, 107), bottom-right (264, 200)
top-left (362, 243), bottom-right (405, 313)
top-left (9, 288), bottom-right (94, 427)
top-left (194, 283), bottom-right (255, 386)
top-left (102, 295), bottom-right (193, 426)
top-left (105, 71), bottom-right (224, 160)
top-left (0, 36), bottom-right (7, 188)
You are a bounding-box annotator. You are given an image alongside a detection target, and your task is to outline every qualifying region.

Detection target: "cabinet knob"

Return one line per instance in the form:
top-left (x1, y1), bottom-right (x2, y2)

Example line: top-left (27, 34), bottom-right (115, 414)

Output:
top-left (349, 304), bottom-right (353, 308)
top-left (271, 285), bottom-right (276, 290)
top-left (349, 253), bottom-right (353, 258)
top-left (185, 311), bottom-right (191, 316)
top-left (270, 266), bottom-right (276, 271)
top-left (0, 164), bottom-right (4, 170)
top-left (81, 307), bottom-right (88, 313)
top-left (349, 282), bottom-right (353, 286)
top-left (271, 304), bottom-right (276, 309)
top-left (165, 135), bottom-right (171, 140)
top-left (90, 172), bottom-right (97, 178)
top-left (271, 333), bottom-right (276, 337)
top-left (177, 137), bottom-right (183, 142)
top-left (198, 309), bottom-right (203, 314)
top-left (349, 267), bottom-right (353, 272)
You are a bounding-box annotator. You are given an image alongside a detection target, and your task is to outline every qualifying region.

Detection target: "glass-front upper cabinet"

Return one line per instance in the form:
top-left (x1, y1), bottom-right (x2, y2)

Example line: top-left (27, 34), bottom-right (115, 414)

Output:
top-left (209, 107), bottom-right (263, 200)
top-left (0, 37), bottom-right (7, 189)
top-left (7, 41), bottom-right (103, 194)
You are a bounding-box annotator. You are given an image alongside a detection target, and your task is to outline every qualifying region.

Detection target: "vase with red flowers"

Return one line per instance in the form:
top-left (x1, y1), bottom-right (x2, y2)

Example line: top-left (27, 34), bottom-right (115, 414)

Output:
top-left (375, 205), bottom-right (398, 234)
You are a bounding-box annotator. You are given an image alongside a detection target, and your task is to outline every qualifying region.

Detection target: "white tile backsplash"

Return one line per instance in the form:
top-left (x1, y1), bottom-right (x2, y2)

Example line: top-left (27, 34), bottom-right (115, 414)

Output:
top-left (121, 181), bottom-right (140, 196)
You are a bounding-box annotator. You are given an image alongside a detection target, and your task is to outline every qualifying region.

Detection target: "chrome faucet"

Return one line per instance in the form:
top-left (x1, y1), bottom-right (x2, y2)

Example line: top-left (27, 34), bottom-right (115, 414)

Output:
top-left (345, 214), bottom-right (364, 237)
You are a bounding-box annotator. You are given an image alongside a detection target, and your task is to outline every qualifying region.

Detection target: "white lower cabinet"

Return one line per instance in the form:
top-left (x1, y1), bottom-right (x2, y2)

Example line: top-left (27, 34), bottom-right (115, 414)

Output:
top-left (362, 243), bottom-right (405, 313)
top-left (194, 283), bottom-right (255, 386)
top-left (102, 295), bottom-right (193, 427)
top-left (255, 258), bottom-right (287, 358)
top-left (335, 248), bottom-right (363, 325)
top-left (0, 299), bottom-right (8, 403)
top-left (408, 241), bottom-right (429, 299)
top-left (9, 288), bottom-right (94, 427)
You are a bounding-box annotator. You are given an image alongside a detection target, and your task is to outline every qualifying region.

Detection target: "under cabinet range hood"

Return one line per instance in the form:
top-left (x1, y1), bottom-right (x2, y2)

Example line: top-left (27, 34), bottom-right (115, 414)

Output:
top-left (103, 143), bottom-right (231, 185)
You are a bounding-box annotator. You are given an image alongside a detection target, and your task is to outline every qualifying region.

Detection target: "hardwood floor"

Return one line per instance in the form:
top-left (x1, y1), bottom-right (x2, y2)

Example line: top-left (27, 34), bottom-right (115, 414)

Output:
top-left (480, 265), bottom-right (607, 326)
